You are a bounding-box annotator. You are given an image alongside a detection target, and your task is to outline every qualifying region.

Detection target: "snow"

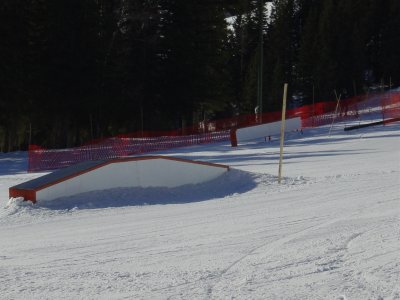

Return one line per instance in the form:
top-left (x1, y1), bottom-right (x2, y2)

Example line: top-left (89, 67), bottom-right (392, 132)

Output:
top-left (0, 120), bottom-right (399, 299)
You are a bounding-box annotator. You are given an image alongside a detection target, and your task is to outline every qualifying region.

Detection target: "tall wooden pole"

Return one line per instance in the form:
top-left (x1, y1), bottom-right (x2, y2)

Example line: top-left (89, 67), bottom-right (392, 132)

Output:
top-left (329, 90), bottom-right (341, 136)
top-left (28, 122), bottom-right (32, 146)
top-left (278, 83), bottom-right (288, 184)
top-left (312, 84), bottom-right (315, 127)
top-left (257, 0), bottom-right (264, 123)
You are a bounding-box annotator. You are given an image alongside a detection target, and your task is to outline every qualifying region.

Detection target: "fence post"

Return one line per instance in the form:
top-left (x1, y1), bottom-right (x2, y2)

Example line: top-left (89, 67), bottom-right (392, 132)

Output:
top-left (329, 90), bottom-right (342, 136)
top-left (278, 83), bottom-right (288, 184)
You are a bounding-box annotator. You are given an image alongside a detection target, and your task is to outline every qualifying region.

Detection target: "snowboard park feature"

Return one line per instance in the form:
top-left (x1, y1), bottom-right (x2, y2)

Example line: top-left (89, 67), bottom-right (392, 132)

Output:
top-left (1, 90), bottom-right (400, 300)
top-left (230, 117), bottom-right (301, 146)
top-left (9, 156), bottom-right (229, 203)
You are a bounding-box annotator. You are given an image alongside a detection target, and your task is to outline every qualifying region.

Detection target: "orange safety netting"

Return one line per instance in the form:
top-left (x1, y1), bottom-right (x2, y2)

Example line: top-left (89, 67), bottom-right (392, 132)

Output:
top-left (28, 90), bottom-right (400, 172)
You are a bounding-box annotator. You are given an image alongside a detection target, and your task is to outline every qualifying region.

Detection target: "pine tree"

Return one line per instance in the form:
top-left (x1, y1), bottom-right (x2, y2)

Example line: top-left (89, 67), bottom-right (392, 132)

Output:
top-left (99, 0), bottom-right (161, 133)
top-left (158, 0), bottom-right (231, 127)
top-left (0, 0), bottom-right (33, 151)
top-left (228, 0), bottom-right (266, 114)
top-left (377, 0), bottom-right (400, 86)
top-left (297, 1), bottom-right (321, 102)
top-left (265, 0), bottom-right (297, 110)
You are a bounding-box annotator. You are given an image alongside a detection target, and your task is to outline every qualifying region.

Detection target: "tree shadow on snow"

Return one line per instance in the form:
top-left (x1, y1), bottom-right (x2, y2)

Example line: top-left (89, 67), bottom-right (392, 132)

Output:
top-left (187, 148), bottom-right (376, 168)
top-left (37, 169), bottom-right (258, 210)
top-left (0, 152), bottom-right (28, 175)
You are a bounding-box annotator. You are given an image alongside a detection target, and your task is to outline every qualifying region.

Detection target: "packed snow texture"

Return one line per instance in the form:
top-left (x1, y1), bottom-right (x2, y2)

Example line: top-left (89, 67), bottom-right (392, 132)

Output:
top-left (1, 120), bottom-right (399, 300)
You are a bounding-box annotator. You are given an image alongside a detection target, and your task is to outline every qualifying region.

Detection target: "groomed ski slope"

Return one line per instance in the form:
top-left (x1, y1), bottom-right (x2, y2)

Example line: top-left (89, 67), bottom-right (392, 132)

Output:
top-left (0, 120), bottom-right (399, 300)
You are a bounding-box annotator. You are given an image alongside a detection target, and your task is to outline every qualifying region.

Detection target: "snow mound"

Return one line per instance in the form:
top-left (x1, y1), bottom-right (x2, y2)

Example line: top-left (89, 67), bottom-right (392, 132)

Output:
top-left (0, 197), bottom-right (34, 218)
top-left (33, 169), bottom-right (260, 210)
top-left (0, 169), bottom-right (314, 223)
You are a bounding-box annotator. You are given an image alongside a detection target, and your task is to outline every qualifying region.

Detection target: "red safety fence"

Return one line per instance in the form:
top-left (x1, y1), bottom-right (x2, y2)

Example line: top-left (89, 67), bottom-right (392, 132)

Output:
top-left (28, 90), bottom-right (400, 172)
top-left (300, 90), bottom-right (400, 127)
top-left (28, 130), bottom-right (230, 172)
top-left (382, 90), bottom-right (400, 120)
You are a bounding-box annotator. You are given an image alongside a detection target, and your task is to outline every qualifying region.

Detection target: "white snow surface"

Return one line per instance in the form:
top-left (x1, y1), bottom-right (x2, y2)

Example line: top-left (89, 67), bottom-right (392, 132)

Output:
top-left (1, 120), bottom-right (399, 300)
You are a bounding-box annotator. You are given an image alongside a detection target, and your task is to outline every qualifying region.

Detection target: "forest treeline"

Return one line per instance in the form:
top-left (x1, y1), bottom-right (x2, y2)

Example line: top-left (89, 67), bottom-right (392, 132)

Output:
top-left (1, 0), bottom-right (399, 151)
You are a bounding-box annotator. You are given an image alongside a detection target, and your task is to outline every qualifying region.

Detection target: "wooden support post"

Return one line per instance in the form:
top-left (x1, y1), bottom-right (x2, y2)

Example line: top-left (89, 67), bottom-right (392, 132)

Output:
top-left (29, 122), bottom-right (32, 146)
top-left (312, 84), bottom-right (315, 127)
top-left (278, 83), bottom-right (288, 184)
top-left (329, 90), bottom-right (341, 136)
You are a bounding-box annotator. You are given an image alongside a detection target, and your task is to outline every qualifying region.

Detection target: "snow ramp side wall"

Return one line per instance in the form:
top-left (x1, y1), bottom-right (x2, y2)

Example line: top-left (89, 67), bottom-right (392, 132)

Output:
top-left (230, 117), bottom-right (301, 146)
top-left (9, 156), bottom-right (229, 203)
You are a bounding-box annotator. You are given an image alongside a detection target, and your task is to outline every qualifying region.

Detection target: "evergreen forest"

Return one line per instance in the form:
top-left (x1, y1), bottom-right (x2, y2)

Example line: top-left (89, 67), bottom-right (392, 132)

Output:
top-left (1, 0), bottom-right (399, 151)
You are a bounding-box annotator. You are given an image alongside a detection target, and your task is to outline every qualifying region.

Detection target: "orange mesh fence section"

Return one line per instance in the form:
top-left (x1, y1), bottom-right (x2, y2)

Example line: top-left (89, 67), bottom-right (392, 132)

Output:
top-left (28, 90), bottom-right (400, 172)
top-left (28, 131), bottom-right (230, 172)
top-left (382, 91), bottom-right (400, 120)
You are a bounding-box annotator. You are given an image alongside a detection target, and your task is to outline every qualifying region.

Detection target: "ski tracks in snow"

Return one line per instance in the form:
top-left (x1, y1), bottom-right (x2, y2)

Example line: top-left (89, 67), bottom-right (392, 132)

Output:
top-left (205, 214), bottom-right (365, 299)
top-left (204, 173), bottom-right (400, 299)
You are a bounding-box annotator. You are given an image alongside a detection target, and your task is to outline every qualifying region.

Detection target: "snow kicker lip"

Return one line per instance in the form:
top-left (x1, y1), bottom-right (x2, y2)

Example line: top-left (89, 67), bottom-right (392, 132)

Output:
top-left (9, 156), bottom-right (229, 203)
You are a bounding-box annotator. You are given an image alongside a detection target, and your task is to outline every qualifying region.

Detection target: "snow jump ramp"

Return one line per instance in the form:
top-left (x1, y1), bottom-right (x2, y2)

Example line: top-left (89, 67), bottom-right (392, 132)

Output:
top-left (9, 156), bottom-right (229, 203)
